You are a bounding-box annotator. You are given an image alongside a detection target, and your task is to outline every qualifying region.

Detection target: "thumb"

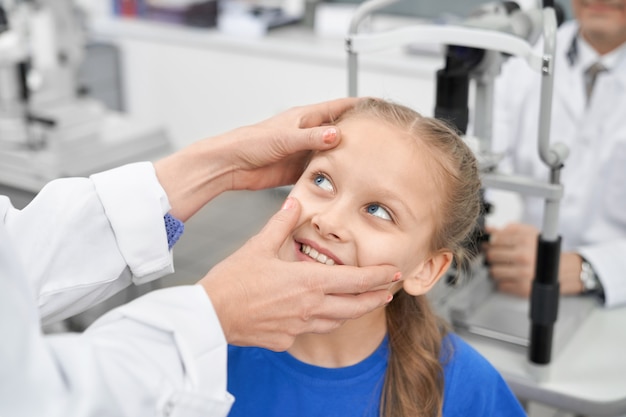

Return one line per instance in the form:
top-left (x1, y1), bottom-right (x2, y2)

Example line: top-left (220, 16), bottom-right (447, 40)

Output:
top-left (256, 197), bottom-right (302, 253)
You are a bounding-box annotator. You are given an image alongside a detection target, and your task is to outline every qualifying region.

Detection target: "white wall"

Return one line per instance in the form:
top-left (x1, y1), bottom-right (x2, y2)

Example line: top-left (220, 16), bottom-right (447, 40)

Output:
top-left (90, 17), bottom-right (522, 222)
top-left (91, 18), bottom-right (442, 148)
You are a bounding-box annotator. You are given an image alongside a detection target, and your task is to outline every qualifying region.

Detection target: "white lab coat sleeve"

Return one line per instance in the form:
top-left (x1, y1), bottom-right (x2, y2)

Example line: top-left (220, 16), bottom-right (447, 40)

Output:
top-left (3, 162), bottom-right (175, 324)
top-left (80, 285), bottom-right (234, 417)
top-left (579, 241), bottom-right (626, 308)
top-left (0, 234), bottom-right (233, 417)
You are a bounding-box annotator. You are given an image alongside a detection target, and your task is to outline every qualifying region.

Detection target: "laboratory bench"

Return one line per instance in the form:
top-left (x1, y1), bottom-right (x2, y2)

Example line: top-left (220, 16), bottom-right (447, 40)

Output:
top-left (464, 300), bottom-right (626, 416)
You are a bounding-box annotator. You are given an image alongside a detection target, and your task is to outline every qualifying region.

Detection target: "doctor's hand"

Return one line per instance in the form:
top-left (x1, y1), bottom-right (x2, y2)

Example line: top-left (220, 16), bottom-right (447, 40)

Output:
top-left (222, 97), bottom-right (360, 191)
top-left (483, 223), bottom-right (539, 297)
top-left (197, 197), bottom-right (398, 352)
top-left (484, 223), bottom-right (586, 297)
top-left (155, 97), bottom-right (359, 221)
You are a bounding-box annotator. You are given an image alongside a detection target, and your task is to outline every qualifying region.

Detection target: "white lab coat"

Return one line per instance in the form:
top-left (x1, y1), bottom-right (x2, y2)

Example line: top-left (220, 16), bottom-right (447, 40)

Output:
top-left (0, 162), bottom-right (234, 416)
top-left (492, 20), bottom-right (626, 307)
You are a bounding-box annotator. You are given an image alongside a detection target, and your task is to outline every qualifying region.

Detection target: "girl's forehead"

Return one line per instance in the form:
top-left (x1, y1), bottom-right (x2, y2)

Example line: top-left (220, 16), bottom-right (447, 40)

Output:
top-left (318, 117), bottom-right (440, 194)
top-left (333, 116), bottom-right (429, 163)
top-left (337, 115), bottom-right (412, 142)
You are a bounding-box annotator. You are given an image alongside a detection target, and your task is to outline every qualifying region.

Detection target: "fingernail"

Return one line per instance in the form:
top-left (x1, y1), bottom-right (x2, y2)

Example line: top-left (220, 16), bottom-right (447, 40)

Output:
top-left (322, 127), bottom-right (337, 144)
top-left (392, 272), bottom-right (402, 282)
top-left (281, 197), bottom-right (295, 210)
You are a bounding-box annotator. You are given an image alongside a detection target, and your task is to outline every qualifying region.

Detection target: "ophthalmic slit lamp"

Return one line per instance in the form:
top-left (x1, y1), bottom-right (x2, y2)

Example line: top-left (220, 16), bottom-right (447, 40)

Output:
top-left (346, 0), bottom-right (568, 369)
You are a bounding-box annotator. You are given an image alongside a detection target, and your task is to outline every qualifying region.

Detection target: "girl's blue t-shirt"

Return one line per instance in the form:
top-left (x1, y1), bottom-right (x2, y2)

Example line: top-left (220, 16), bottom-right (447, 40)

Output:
top-left (226, 333), bottom-right (526, 417)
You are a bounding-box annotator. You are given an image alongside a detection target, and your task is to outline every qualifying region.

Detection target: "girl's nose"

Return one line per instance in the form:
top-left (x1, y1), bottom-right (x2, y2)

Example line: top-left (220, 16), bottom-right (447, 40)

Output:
top-left (311, 205), bottom-right (349, 242)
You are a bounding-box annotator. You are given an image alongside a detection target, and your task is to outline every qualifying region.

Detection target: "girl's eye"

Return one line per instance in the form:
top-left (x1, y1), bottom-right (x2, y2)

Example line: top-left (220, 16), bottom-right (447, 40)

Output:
top-left (366, 204), bottom-right (392, 221)
top-left (313, 174), bottom-right (334, 192)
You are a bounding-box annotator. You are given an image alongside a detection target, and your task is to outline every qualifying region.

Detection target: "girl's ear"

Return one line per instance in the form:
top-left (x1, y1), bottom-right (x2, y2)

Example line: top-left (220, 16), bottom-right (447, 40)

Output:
top-left (403, 251), bottom-right (454, 296)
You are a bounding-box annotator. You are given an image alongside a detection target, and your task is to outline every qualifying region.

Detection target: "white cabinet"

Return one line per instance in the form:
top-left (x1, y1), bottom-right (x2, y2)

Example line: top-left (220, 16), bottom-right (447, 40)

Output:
top-left (91, 19), bottom-right (443, 149)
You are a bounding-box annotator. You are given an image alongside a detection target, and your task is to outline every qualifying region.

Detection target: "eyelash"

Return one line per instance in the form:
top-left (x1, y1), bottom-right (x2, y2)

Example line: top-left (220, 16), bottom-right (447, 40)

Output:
top-left (367, 203), bottom-right (395, 223)
top-left (310, 171), bottom-right (334, 191)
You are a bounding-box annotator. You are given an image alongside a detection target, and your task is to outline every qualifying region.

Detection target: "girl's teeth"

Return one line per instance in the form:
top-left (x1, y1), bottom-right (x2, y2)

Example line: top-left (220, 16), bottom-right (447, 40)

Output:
top-left (300, 244), bottom-right (336, 266)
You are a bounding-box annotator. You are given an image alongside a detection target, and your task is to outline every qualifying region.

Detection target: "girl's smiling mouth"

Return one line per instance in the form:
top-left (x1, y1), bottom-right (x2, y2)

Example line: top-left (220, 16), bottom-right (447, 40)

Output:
top-left (296, 240), bottom-right (342, 266)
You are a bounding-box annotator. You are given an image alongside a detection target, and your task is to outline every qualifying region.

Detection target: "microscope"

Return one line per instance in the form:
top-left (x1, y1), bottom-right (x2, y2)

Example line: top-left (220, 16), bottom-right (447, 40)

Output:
top-left (0, 0), bottom-right (171, 192)
top-left (346, 0), bottom-right (596, 372)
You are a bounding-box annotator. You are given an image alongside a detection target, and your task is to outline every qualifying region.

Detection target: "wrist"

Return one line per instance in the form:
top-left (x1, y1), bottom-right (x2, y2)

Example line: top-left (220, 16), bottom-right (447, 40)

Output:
top-left (560, 252), bottom-right (587, 294)
top-left (154, 138), bottom-right (233, 221)
top-left (198, 274), bottom-right (236, 344)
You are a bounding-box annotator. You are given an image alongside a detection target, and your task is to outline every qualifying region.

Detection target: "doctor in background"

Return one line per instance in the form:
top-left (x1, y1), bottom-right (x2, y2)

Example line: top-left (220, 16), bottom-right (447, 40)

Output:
top-left (485, 0), bottom-right (626, 306)
top-left (0, 98), bottom-right (398, 417)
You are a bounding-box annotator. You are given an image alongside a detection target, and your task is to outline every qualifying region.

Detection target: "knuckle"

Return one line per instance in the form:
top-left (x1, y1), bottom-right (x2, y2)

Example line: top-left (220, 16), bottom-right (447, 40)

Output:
top-left (305, 127), bottom-right (317, 144)
top-left (289, 107), bottom-right (306, 127)
top-left (299, 302), bottom-right (316, 323)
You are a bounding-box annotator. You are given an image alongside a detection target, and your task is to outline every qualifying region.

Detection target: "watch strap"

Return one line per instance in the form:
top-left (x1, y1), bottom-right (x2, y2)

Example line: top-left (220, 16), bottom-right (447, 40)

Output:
top-left (580, 258), bottom-right (600, 294)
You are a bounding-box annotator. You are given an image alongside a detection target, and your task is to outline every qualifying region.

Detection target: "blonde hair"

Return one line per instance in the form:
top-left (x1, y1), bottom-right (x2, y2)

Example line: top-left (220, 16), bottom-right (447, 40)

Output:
top-left (337, 98), bottom-right (482, 417)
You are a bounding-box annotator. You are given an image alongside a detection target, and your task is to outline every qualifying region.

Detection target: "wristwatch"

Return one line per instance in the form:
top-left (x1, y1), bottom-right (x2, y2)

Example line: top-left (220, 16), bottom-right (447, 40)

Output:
top-left (580, 258), bottom-right (601, 294)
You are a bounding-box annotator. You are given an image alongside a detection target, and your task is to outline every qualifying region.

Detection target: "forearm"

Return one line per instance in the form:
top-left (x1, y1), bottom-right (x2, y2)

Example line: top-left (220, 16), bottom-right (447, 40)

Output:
top-left (154, 133), bottom-right (236, 222)
top-left (560, 246), bottom-right (626, 307)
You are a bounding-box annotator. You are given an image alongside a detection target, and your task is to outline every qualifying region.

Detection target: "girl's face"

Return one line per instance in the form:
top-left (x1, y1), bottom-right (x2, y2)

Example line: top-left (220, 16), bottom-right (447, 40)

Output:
top-left (278, 115), bottom-right (452, 295)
